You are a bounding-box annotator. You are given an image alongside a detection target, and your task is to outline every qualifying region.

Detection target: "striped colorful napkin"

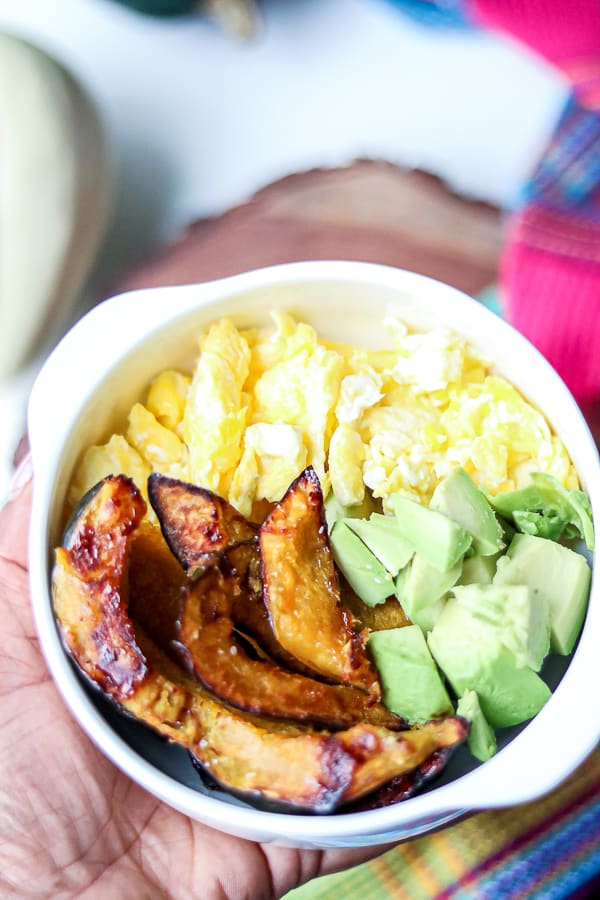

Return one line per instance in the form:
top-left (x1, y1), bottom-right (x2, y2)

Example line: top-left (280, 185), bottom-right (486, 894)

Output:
top-left (288, 746), bottom-right (600, 899)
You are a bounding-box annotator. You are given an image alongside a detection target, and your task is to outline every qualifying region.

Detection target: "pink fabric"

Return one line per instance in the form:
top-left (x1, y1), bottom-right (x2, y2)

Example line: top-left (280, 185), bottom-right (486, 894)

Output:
top-left (468, 0), bottom-right (600, 408)
top-left (470, 0), bottom-right (600, 78)
top-left (503, 229), bottom-right (600, 405)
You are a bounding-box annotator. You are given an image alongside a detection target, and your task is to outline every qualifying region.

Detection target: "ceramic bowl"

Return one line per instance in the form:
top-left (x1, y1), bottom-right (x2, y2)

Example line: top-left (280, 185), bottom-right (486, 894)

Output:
top-left (28, 261), bottom-right (600, 849)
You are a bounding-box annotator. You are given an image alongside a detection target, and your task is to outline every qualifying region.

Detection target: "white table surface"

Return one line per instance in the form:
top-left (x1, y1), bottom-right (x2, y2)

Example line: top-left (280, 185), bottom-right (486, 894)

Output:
top-left (0, 0), bottom-right (567, 499)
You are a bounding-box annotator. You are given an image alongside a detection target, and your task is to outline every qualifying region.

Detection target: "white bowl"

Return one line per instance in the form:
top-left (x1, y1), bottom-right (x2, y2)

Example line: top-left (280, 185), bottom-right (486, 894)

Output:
top-left (28, 261), bottom-right (600, 849)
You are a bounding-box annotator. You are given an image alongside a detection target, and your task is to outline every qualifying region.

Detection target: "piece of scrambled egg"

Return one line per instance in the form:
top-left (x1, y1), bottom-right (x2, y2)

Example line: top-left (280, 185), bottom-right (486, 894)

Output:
top-left (69, 312), bottom-right (578, 518)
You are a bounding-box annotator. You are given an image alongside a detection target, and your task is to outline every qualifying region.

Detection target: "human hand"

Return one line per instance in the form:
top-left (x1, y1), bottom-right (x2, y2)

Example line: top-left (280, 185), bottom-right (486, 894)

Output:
top-left (0, 463), bottom-right (390, 898)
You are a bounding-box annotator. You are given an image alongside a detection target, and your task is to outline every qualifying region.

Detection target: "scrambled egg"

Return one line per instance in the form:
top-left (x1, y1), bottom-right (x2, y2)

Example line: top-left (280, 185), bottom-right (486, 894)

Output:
top-left (69, 312), bottom-right (579, 517)
top-left (183, 317), bottom-right (250, 496)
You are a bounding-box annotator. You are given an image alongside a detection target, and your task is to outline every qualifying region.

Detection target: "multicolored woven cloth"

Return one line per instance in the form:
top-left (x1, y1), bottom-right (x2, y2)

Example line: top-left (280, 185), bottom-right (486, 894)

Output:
top-left (386, 0), bottom-right (600, 414)
top-left (287, 745), bottom-right (600, 899)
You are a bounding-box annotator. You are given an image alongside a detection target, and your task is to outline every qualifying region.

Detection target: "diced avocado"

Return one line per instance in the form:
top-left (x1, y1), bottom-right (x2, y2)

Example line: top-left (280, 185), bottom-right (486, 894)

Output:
top-left (494, 533), bottom-right (591, 655)
top-left (489, 473), bottom-right (595, 551)
top-left (391, 493), bottom-right (472, 572)
top-left (499, 514), bottom-right (516, 547)
top-left (330, 521), bottom-right (394, 607)
top-left (456, 689), bottom-right (497, 762)
top-left (428, 600), bottom-right (551, 728)
top-left (401, 592), bottom-right (446, 634)
top-left (451, 582), bottom-right (550, 671)
top-left (344, 513), bottom-right (414, 576)
top-left (325, 490), bottom-right (376, 531)
top-left (398, 553), bottom-right (462, 633)
top-left (430, 468), bottom-right (505, 557)
top-left (458, 554), bottom-right (498, 586)
top-left (369, 625), bottom-right (453, 723)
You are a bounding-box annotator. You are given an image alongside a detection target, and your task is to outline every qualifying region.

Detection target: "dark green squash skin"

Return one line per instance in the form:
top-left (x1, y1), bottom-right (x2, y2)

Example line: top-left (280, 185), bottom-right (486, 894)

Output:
top-left (108, 0), bottom-right (199, 17)
top-left (62, 480), bottom-right (105, 547)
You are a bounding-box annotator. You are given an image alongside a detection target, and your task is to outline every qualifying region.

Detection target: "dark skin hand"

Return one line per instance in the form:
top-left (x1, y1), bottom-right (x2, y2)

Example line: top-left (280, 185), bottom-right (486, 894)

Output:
top-left (0, 468), bottom-right (391, 899)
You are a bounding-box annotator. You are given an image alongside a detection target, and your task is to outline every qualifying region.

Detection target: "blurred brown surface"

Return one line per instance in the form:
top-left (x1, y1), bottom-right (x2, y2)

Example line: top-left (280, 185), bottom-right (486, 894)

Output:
top-left (114, 161), bottom-right (503, 297)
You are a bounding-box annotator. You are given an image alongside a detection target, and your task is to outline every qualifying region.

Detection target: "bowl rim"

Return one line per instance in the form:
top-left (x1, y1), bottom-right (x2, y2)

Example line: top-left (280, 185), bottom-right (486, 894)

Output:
top-left (28, 260), bottom-right (600, 845)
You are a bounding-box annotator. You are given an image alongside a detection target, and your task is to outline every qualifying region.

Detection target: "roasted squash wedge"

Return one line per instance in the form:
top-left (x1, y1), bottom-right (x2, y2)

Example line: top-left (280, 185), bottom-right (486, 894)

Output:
top-left (52, 474), bottom-right (467, 812)
top-left (148, 472), bottom-right (257, 574)
top-left (260, 467), bottom-right (380, 697)
top-left (147, 476), bottom-right (330, 679)
top-left (53, 476), bottom-right (148, 698)
top-left (127, 520), bottom-right (188, 657)
top-left (136, 632), bottom-right (466, 811)
top-left (179, 557), bottom-right (404, 730)
top-left (349, 746), bottom-right (457, 811)
top-left (130, 631), bottom-right (356, 812)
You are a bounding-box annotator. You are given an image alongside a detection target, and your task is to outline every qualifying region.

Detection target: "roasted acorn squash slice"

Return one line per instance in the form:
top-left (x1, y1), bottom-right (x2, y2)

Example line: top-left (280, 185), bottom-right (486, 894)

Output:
top-left (260, 467), bottom-right (381, 697)
top-left (147, 475), bottom-right (336, 679)
top-left (179, 556), bottom-right (404, 730)
top-left (148, 472), bottom-right (257, 574)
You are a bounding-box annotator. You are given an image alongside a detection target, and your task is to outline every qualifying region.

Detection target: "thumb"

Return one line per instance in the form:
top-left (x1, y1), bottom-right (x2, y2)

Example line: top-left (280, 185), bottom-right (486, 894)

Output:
top-left (0, 453), bottom-right (33, 569)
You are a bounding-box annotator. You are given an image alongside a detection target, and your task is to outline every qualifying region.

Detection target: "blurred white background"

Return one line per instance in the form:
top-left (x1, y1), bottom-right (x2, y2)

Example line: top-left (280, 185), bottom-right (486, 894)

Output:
top-left (0, 0), bottom-right (567, 497)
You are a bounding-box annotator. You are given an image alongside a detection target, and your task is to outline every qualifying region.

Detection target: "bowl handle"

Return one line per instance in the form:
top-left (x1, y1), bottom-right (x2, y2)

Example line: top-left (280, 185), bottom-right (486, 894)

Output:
top-left (27, 282), bottom-right (219, 471)
top-left (434, 645), bottom-right (600, 812)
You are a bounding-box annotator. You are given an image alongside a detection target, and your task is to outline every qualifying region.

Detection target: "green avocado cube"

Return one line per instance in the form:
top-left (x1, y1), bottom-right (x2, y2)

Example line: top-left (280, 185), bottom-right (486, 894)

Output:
top-left (458, 554), bottom-right (498, 586)
top-left (427, 600), bottom-right (551, 728)
top-left (494, 532), bottom-right (591, 655)
top-left (330, 521), bottom-right (394, 607)
top-left (451, 582), bottom-right (550, 672)
top-left (456, 689), bottom-right (497, 762)
top-left (398, 553), bottom-right (462, 633)
top-left (369, 625), bottom-right (453, 723)
top-left (430, 467), bottom-right (505, 557)
top-left (391, 493), bottom-right (472, 572)
top-left (344, 513), bottom-right (414, 576)
top-left (488, 473), bottom-right (594, 551)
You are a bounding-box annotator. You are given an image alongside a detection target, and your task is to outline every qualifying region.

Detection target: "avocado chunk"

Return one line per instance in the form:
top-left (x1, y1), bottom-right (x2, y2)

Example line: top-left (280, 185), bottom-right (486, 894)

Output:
top-left (451, 582), bottom-right (550, 671)
top-left (398, 554), bottom-right (462, 633)
top-left (489, 473), bottom-right (595, 551)
top-left (330, 521), bottom-right (394, 607)
top-left (369, 625), bottom-right (453, 723)
top-left (391, 493), bottom-right (472, 572)
top-left (325, 490), bottom-right (377, 531)
top-left (458, 554), bottom-right (498, 586)
top-left (494, 533), bottom-right (591, 655)
top-left (430, 468), bottom-right (505, 557)
top-left (456, 689), bottom-right (497, 762)
top-left (344, 513), bottom-right (414, 576)
top-left (427, 600), bottom-right (551, 728)
top-left (398, 587), bottom-right (445, 634)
